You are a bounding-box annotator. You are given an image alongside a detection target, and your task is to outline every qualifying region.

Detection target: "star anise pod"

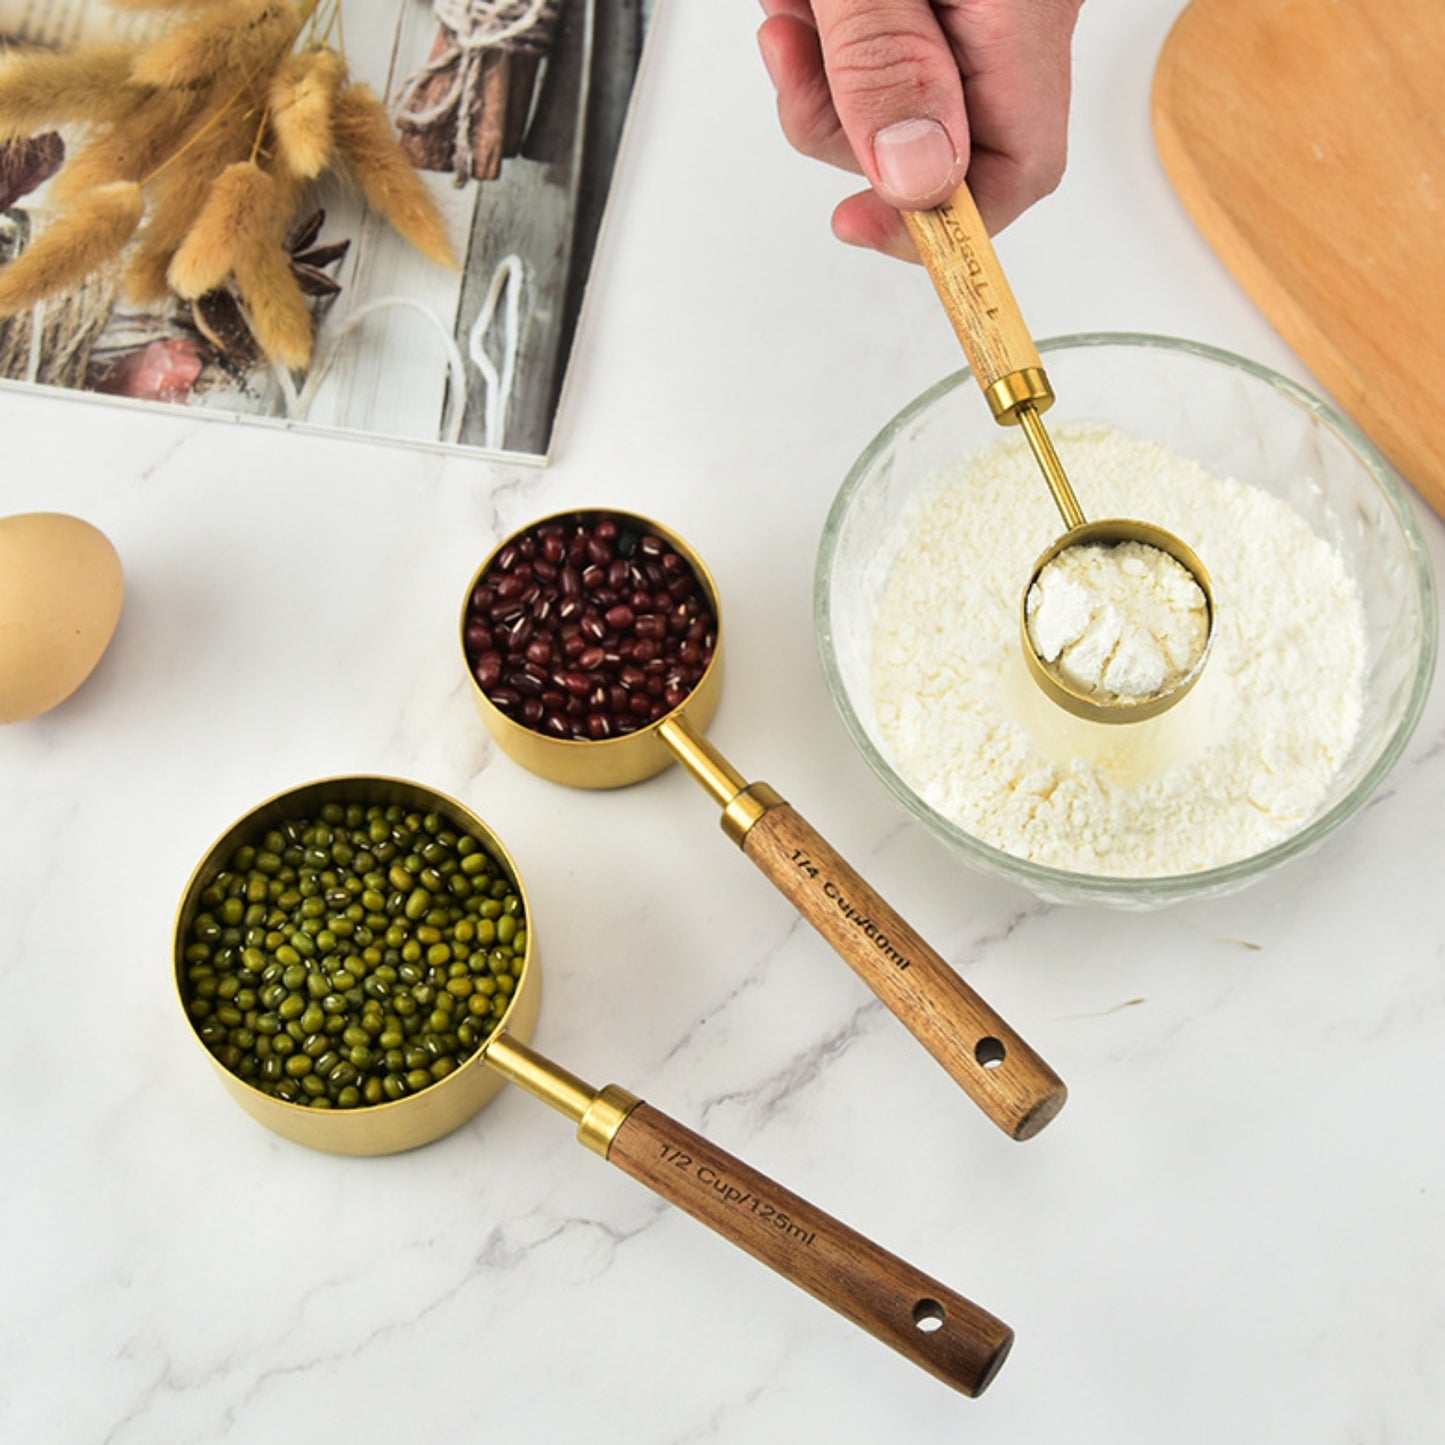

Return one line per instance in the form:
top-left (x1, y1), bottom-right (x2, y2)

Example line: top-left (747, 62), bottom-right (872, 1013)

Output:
top-left (284, 207), bottom-right (350, 298)
top-left (189, 208), bottom-right (349, 360)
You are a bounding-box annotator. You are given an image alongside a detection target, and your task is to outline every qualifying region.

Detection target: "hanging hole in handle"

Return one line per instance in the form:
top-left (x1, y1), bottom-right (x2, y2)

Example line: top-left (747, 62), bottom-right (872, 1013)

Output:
top-left (974, 1036), bottom-right (1007, 1069)
top-left (913, 1298), bottom-right (947, 1333)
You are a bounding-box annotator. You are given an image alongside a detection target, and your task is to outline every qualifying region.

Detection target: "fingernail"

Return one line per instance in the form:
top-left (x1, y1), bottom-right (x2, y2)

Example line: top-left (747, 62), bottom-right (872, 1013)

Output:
top-left (873, 118), bottom-right (959, 204)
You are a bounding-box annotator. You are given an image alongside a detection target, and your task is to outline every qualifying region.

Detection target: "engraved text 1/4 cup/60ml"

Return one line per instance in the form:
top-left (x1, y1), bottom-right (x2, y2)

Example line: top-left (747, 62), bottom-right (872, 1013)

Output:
top-left (460, 510), bottom-right (1067, 1143)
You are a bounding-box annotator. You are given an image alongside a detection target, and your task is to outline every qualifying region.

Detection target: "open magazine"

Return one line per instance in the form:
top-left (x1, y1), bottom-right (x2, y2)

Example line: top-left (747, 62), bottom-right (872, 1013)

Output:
top-left (0, 0), bottom-right (652, 462)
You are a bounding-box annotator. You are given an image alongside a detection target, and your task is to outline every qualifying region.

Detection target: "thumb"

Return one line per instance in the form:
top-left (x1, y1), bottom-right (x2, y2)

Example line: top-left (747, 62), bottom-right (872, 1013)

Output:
top-left (810, 0), bottom-right (969, 210)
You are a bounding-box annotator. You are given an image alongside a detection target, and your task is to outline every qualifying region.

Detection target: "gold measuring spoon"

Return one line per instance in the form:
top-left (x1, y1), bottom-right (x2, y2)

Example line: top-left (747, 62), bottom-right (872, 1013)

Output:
top-left (462, 510), bottom-right (1067, 1142)
top-left (175, 775), bottom-right (1015, 1398)
top-left (903, 185), bottom-right (1215, 723)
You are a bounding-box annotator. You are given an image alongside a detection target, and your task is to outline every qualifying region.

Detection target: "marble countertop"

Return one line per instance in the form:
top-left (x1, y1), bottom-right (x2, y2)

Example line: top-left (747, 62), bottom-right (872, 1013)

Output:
top-left (4, 1), bottom-right (1444, 1440)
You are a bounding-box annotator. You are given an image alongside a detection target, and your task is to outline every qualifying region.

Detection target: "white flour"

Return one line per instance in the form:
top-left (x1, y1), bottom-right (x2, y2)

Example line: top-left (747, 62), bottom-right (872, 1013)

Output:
top-left (872, 423), bottom-right (1366, 876)
top-left (1025, 539), bottom-right (1209, 701)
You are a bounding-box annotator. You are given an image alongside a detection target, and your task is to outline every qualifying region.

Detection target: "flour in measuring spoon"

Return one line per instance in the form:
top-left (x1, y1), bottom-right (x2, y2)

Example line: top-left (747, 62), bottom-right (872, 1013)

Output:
top-left (1025, 539), bottom-right (1209, 701)
top-left (871, 423), bottom-right (1365, 876)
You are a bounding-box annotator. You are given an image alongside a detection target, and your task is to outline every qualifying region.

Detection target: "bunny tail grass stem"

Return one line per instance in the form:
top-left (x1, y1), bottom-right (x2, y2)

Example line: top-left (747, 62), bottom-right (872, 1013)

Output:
top-left (0, 181), bottom-right (144, 316)
top-left (331, 82), bottom-right (457, 271)
top-left (0, 45), bottom-right (146, 139)
top-left (131, 0), bottom-right (303, 90)
top-left (269, 46), bottom-right (345, 179)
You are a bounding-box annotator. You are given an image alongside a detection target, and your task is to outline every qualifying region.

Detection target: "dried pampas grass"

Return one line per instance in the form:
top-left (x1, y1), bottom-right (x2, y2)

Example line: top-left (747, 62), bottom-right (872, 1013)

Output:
top-left (107, 1), bottom-right (231, 11)
top-left (131, 0), bottom-right (302, 90)
top-left (168, 159), bottom-right (299, 299)
top-left (114, 77), bottom-right (267, 300)
top-left (269, 46), bottom-right (344, 179)
top-left (104, 1), bottom-right (229, 10)
top-left (166, 161), bottom-right (268, 298)
top-left (0, 45), bottom-right (143, 139)
top-left (0, 0), bottom-right (459, 369)
top-left (0, 181), bottom-right (143, 316)
top-left (50, 86), bottom-right (202, 202)
top-left (332, 84), bottom-right (458, 272)
top-left (233, 235), bottom-right (313, 368)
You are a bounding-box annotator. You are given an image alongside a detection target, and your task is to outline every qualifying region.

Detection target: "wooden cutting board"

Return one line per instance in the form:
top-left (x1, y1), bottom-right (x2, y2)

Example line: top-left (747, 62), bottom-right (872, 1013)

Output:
top-left (1153, 0), bottom-right (1445, 519)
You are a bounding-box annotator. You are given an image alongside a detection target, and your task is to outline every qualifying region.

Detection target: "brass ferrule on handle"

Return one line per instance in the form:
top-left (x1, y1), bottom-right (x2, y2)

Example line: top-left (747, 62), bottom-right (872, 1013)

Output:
top-left (980, 367), bottom-right (1088, 531)
top-left (983, 368), bottom-right (1055, 425)
top-left (659, 716), bottom-right (1066, 1140)
top-left (905, 186), bottom-right (1092, 535)
top-left (657, 714), bottom-right (783, 846)
top-left (482, 1033), bottom-right (640, 1157)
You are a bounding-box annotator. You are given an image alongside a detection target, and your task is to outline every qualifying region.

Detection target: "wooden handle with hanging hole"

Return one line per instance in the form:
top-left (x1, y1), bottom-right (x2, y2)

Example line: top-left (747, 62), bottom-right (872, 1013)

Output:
top-left (741, 801), bottom-right (1067, 1140)
top-left (605, 1101), bottom-right (1014, 1396)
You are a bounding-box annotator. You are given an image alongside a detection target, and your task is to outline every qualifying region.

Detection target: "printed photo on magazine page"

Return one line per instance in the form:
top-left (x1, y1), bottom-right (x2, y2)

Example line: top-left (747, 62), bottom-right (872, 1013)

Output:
top-left (0, 0), bottom-right (651, 462)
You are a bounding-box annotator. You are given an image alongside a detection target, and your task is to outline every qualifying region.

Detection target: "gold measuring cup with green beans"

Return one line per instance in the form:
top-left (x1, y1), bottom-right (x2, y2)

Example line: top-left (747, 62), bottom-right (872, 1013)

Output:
top-left (174, 774), bottom-right (1014, 1398)
top-left (460, 510), bottom-right (1067, 1142)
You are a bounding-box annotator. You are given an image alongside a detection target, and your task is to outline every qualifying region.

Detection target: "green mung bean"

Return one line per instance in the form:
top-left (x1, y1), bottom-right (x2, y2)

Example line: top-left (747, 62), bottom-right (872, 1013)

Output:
top-left (183, 801), bottom-right (525, 1110)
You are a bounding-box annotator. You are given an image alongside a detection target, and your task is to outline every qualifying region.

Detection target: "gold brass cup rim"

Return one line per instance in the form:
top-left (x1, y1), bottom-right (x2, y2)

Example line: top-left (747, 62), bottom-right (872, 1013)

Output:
top-left (173, 774), bottom-right (541, 1156)
top-left (1020, 518), bottom-right (1216, 724)
top-left (459, 508), bottom-right (726, 790)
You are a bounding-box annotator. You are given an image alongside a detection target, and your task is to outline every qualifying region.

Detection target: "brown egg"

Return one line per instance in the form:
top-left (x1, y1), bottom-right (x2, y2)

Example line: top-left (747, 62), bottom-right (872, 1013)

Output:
top-left (0, 512), bottom-right (124, 723)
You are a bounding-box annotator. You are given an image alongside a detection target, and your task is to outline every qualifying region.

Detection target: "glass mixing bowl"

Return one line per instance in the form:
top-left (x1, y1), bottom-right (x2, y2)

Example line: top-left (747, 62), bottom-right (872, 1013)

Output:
top-left (815, 333), bottom-right (1438, 908)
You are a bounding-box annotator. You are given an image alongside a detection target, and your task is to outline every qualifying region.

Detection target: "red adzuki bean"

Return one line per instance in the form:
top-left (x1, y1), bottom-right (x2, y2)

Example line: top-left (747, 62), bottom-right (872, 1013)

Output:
top-left (465, 513), bottom-right (717, 743)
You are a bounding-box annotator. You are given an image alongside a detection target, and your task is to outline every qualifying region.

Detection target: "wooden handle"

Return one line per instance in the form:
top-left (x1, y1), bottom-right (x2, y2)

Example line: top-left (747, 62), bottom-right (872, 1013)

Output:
top-left (902, 183), bottom-right (1043, 393)
top-left (606, 1101), bottom-right (1014, 1397)
top-left (743, 802), bottom-right (1066, 1140)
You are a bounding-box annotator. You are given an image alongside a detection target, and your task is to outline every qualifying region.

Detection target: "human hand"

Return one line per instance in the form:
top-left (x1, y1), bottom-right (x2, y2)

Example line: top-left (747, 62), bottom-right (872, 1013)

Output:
top-left (756, 0), bottom-right (1084, 259)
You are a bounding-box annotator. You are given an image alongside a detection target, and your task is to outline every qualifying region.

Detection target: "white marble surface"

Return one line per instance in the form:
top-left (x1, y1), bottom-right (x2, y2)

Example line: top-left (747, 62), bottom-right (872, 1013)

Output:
top-left (4, 1), bottom-right (1445, 1440)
